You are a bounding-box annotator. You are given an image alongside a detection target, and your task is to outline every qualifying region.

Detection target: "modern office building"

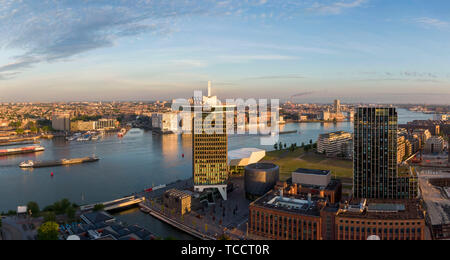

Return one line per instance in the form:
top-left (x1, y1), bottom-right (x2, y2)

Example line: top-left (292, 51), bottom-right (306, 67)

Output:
top-left (317, 131), bottom-right (353, 158)
top-left (192, 82), bottom-right (233, 200)
top-left (335, 199), bottom-right (426, 240)
top-left (353, 107), bottom-right (417, 199)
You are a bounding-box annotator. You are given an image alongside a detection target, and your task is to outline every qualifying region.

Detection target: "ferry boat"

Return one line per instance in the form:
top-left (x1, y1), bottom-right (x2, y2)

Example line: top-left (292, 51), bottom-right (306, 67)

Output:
top-left (0, 146), bottom-right (45, 156)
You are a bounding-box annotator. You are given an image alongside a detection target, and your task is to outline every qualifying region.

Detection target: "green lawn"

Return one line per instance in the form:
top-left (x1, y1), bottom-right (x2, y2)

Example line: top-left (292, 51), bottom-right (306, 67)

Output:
top-left (263, 149), bottom-right (353, 181)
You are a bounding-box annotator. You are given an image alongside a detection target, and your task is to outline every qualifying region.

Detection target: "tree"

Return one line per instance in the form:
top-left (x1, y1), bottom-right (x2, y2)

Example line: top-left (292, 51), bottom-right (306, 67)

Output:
top-left (43, 212), bottom-right (56, 222)
top-left (66, 207), bottom-right (76, 220)
top-left (37, 222), bottom-right (59, 240)
top-left (27, 202), bottom-right (40, 216)
top-left (93, 204), bottom-right (105, 212)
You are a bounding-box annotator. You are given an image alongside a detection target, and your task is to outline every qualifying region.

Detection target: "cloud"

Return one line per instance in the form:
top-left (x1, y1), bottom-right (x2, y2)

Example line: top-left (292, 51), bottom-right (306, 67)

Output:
top-left (308, 0), bottom-right (367, 15)
top-left (414, 17), bottom-right (449, 29)
top-left (244, 75), bottom-right (305, 80)
top-left (0, 0), bottom-right (272, 79)
top-left (218, 55), bottom-right (298, 63)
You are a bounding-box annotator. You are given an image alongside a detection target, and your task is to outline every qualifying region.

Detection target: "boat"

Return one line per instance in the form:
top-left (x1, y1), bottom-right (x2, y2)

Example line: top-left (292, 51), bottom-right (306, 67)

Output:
top-left (77, 134), bottom-right (92, 141)
top-left (140, 207), bottom-right (150, 214)
top-left (19, 156), bottom-right (100, 168)
top-left (66, 133), bottom-right (81, 141)
top-left (118, 128), bottom-right (127, 138)
top-left (0, 146), bottom-right (45, 156)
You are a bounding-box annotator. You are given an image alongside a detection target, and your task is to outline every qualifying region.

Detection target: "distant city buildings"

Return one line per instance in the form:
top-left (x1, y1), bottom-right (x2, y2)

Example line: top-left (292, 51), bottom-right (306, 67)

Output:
top-left (52, 112), bottom-right (71, 132)
top-left (151, 113), bottom-right (179, 134)
top-left (425, 136), bottom-right (445, 154)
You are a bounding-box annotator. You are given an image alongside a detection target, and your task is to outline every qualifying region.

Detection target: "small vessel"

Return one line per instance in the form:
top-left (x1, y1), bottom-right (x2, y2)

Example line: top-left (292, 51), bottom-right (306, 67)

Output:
top-left (19, 156), bottom-right (100, 168)
top-left (0, 146), bottom-right (45, 156)
top-left (118, 128), bottom-right (127, 138)
top-left (140, 207), bottom-right (150, 214)
top-left (66, 133), bottom-right (81, 141)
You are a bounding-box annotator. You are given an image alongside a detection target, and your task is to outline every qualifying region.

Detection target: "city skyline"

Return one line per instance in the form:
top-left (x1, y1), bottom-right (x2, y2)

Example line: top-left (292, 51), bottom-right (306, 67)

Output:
top-left (1, 0), bottom-right (450, 103)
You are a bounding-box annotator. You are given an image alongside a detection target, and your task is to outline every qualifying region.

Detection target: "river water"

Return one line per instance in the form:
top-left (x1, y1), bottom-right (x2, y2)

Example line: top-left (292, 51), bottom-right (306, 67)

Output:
top-left (0, 109), bottom-right (431, 238)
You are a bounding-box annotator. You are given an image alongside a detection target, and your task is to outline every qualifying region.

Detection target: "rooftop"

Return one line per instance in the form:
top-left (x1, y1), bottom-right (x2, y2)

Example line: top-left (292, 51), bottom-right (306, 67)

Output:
top-left (246, 163), bottom-right (279, 170)
top-left (337, 199), bottom-right (424, 220)
top-left (251, 190), bottom-right (323, 217)
top-left (294, 168), bottom-right (331, 176)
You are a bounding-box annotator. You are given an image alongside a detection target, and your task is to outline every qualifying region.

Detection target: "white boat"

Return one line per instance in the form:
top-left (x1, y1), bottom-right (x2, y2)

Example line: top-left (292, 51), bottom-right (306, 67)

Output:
top-left (19, 160), bottom-right (35, 168)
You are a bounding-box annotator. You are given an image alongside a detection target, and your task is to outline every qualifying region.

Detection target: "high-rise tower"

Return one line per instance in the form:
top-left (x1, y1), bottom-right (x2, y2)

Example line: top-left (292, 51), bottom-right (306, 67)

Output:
top-left (192, 82), bottom-right (230, 200)
top-left (353, 107), bottom-right (417, 199)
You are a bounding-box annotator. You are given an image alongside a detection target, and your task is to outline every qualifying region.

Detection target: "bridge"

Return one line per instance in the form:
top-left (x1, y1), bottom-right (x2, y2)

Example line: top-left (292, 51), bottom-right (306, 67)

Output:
top-left (80, 195), bottom-right (146, 212)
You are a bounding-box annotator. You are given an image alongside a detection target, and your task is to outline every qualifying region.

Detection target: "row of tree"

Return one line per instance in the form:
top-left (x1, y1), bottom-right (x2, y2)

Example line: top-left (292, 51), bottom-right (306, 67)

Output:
top-left (273, 139), bottom-right (316, 152)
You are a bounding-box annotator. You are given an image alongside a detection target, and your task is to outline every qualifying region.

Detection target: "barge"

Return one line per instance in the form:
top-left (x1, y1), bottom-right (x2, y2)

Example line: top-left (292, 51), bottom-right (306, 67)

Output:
top-left (0, 146), bottom-right (45, 156)
top-left (19, 156), bottom-right (100, 168)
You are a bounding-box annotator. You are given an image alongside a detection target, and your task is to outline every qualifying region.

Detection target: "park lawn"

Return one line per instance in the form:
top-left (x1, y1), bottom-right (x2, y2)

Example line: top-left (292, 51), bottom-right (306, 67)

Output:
top-left (263, 149), bottom-right (353, 181)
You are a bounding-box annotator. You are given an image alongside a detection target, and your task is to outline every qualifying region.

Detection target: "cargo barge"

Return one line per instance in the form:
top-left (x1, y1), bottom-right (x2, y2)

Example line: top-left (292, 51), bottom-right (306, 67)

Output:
top-left (0, 146), bottom-right (45, 156)
top-left (0, 141), bottom-right (39, 147)
top-left (19, 156), bottom-right (100, 168)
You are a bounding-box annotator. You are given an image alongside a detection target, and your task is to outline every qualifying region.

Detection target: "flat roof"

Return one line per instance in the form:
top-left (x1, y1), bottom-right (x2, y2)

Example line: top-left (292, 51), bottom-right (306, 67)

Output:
top-left (294, 168), bottom-right (331, 176)
top-left (337, 199), bottom-right (424, 220)
top-left (246, 163), bottom-right (278, 170)
top-left (251, 190), bottom-right (323, 217)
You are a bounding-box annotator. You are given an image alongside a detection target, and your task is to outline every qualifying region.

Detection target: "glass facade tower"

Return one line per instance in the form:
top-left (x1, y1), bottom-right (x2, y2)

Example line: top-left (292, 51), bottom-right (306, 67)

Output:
top-left (353, 107), bottom-right (417, 199)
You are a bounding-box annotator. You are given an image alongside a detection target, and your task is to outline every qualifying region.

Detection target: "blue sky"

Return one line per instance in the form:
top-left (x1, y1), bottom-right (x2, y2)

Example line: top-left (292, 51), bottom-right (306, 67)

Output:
top-left (0, 0), bottom-right (449, 103)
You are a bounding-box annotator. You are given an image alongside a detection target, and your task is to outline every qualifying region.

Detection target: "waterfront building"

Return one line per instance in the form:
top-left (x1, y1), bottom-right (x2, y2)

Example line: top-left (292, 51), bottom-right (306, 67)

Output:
top-left (70, 120), bottom-right (96, 132)
top-left (94, 119), bottom-right (118, 131)
top-left (353, 107), bottom-right (417, 199)
top-left (424, 136), bottom-right (445, 154)
top-left (320, 110), bottom-right (346, 122)
top-left (244, 163), bottom-right (279, 200)
top-left (335, 199), bottom-right (426, 240)
top-left (151, 113), bottom-right (179, 134)
top-left (163, 189), bottom-right (192, 216)
top-left (192, 82), bottom-right (233, 200)
top-left (52, 112), bottom-right (71, 132)
top-left (228, 148), bottom-right (266, 175)
top-left (334, 99), bottom-right (341, 113)
top-left (317, 131), bottom-right (353, 158)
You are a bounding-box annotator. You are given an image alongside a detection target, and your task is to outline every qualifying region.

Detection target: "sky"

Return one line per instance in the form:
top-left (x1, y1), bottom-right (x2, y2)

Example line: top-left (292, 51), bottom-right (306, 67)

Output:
top-left (0, 0), bottom-right (449, 104)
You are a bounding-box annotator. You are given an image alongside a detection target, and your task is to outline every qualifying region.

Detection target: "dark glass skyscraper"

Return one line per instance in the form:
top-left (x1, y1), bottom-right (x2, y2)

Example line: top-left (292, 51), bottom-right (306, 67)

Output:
top-left (353, 107), bottom-right (417, 199)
